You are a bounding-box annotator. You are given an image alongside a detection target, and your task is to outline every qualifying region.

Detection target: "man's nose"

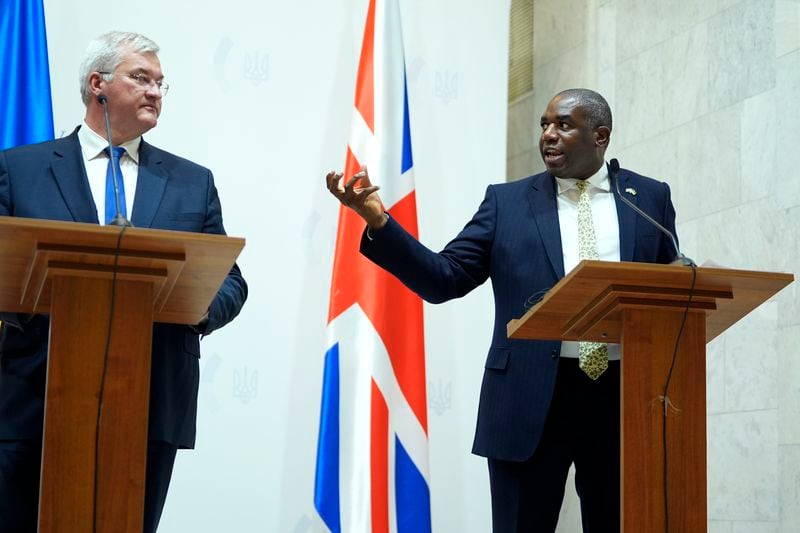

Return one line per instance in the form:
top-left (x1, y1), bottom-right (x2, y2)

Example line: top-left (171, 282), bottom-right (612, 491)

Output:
top-left (541, 123), bottom-right (558, 140)
top-left (145, 83), bottom-right (163, 99)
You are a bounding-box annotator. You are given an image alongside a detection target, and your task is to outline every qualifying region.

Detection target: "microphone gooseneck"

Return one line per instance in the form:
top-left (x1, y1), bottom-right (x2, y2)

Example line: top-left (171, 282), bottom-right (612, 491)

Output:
top-left (97, 94), bottom-right (132, 227)
top-left (608, 158), bottom-right (693, 266)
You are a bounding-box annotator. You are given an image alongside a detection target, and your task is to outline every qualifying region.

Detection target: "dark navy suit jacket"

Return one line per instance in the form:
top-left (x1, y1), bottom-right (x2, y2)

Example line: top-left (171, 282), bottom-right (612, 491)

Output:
top-left (0, 129), bottom-right (247, 448)
top-left (361, 168), bottom-right (677, 461)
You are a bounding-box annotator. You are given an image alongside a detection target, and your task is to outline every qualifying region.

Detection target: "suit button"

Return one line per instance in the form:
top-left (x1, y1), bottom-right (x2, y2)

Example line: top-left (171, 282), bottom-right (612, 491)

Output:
top-left (551, 349), bottom-right (558, 359)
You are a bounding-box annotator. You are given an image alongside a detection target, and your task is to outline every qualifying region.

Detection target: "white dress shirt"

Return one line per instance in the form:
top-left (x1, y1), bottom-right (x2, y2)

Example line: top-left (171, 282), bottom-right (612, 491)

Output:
top-left (77, 122), bottom-right (140, 224)
top-left (554, 165), bottom-right (621, 360)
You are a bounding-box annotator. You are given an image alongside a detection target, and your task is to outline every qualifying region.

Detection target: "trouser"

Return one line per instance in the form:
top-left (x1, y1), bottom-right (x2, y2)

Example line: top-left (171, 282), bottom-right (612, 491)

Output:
top-left (0, 438), bottom-right (178, 533)
top-left (488, 358), bottom-right (620, 533)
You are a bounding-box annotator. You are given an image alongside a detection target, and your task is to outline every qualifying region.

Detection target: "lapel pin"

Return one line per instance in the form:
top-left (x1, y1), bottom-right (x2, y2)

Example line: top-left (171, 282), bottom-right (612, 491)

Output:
top-left (625, 187), bottom-right (637, 196)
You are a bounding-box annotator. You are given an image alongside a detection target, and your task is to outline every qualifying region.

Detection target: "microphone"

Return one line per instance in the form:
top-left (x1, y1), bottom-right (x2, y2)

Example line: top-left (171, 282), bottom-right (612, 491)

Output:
top-left (97, 94), bottom-right (132, 227)
top-left (608, 158), bottom-right (694, 266)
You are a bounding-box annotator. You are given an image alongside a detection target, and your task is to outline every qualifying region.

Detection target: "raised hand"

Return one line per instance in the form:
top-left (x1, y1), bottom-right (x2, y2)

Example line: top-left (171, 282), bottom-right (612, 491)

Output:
top-left (325, 167), bottom-right (388, 230)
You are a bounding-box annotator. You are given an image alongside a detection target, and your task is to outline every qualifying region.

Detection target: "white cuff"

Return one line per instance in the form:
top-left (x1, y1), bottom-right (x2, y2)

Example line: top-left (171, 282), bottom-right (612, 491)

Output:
top-left (366, 213), bottom-right (390, 241)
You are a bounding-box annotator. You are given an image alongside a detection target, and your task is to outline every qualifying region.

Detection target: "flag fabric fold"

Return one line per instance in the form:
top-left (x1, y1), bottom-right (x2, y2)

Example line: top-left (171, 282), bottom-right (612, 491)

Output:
top-left (1, 0), bottom-right (55, 150)
top-left (314, 0), bottom-right (431, 531)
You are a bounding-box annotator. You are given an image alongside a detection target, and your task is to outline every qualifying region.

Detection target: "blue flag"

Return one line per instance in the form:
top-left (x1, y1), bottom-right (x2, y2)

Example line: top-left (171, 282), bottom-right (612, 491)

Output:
top-left (1, 0), bottom-right (54, 150)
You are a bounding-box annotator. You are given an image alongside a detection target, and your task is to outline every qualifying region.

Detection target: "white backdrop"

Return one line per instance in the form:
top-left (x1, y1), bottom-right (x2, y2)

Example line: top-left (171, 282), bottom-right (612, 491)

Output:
top-left (41, 1), bottom-right (509, 531)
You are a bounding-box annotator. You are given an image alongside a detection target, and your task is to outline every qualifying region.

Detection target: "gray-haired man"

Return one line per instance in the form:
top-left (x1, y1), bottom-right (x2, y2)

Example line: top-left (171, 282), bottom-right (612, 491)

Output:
top-left (0, 31), bottom-right (247, 532)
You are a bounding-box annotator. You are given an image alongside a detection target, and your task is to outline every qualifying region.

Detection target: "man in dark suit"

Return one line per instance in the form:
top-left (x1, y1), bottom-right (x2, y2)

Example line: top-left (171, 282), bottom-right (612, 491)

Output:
top-left (326, 88), bottom-right (678, 532)
top-left (0, 31), bottom-right (247, 532)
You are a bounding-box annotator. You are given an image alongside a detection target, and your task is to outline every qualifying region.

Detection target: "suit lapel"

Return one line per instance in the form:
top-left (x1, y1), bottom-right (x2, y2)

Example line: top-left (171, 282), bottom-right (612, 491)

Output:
top-left (131, 140), bottom-right (167, 228)
top-left (50, 132), bottom-right (99, 223)
top-left (613, 169), bottom-right (638, 262)
top-left (527, 173), bottom-right (565, 278)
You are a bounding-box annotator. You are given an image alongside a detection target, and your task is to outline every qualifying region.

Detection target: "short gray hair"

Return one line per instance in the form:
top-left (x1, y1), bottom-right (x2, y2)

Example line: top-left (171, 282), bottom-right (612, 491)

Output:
top-left (78, 31), bottom-right (159, 105)
top-left (555, 88), bottom-right (612, 130)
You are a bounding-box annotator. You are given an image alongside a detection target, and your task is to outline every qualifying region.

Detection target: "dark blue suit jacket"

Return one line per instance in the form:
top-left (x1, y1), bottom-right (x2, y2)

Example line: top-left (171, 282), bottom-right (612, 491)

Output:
top-left (361, 169), bottom-right (677, 461)
top-left (0, 129), bottom-right (247, 448)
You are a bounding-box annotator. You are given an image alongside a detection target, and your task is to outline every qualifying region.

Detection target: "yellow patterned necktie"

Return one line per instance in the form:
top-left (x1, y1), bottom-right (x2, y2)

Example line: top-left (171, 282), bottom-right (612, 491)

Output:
top-left (576, 180), bottom-right (608, 379)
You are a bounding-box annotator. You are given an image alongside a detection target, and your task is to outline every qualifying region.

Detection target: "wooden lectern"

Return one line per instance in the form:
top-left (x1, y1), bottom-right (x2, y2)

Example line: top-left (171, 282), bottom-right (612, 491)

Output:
top-left (0, 217), bottom-right (245, 532)
top-left (507, 260), bottom-right (793, 533)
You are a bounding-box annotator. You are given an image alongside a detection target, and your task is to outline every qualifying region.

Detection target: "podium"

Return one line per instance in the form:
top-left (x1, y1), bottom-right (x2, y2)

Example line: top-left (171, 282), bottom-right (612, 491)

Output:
top-left (0, 217), bottom-right (245, 532)
top-left (507, 260), bottom-right (793, 533)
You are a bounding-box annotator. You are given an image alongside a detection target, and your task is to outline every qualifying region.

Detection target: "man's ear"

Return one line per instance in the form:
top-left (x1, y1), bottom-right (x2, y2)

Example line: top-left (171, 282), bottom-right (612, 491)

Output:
top-left (595, 126), bottom-right (611, 148)
top-left (87, 72), bottom-right (105, 97)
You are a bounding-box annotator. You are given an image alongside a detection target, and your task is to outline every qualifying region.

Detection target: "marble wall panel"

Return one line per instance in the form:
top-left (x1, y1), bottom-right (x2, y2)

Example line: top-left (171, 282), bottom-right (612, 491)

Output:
top-left (507, 93), bottom-right (536, 158)
top-left (709, 521), bottom-right (734, 533)
top-left (506, 149), bottom-right (540, 182)
top-left (531, 44), bottom-right (593, 123)
top-left (776, 0), bottom-right (800, 57)
top-left (723, 301), bottom-right (779, 412)
top-left (775, 206), bottom-right (800, 329)
top-left (779, 445), bottom-right (800, 533)
top-left (614, 44), bottom-right (665, 149)
top-left (708, 336), bottom-right (727, 415)
top-left (610, 128), bottom-right (674, 183)
top-left (777, 325), bottom-right (800, 445)
top-left (533, 0), bottom-right (589, 69)
top-left (597, 1), bottom-right (616, 73)
top-left (675, 200), bottom-right (784, 272)
top-left (740, 90), bottom-right (777, 203)
top-left (615, 0), bottom-right (674, 62)
top-left (672, 217), bottom-right (704, 266)
top-left (776, 282), bottom-right (799, 331)
top-left (709, 521), bottom-right (781, 533)
top-left (661, 22), bottom-right (710, 131)
top-left (708, 0), bottom-right (776, 111)
top-left (673, 104), bottom-right (742, 222)
top-left (732, 522), bottom-right (779, 533)
top-left (774, 49), bottom-right (800, 210)
top-left (707, 410), bottom-right (779, 521)
top-left (613, 0), bottom-right (738, 62)
top-left (597, 1), bottom-right (617, 111)
top-left (696, 0), bottom-right (754, 20)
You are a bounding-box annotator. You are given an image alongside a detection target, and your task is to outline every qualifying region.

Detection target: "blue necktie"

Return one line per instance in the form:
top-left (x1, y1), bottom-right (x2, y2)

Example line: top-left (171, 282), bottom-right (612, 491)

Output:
top-left (104, 146), bottom-right (127, 224)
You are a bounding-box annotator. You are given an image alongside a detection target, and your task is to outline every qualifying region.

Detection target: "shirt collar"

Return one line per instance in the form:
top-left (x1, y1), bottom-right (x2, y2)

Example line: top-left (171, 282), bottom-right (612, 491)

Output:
top-left (555, 163), bottom-right (610, 195)
top-left (78, 121), bottom-right (142, 164)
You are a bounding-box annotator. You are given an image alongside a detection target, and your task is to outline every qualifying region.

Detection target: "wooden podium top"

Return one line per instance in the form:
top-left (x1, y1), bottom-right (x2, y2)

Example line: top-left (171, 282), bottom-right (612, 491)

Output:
top-left (0, 217), bottom-right (245, 324)
top-left (507, 260), bottom-right (794, 344)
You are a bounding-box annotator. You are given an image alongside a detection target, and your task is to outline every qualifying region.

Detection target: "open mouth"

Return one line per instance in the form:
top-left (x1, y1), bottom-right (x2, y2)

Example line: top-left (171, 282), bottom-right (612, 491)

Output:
top-left (543, 148), bottom-right (565, 165)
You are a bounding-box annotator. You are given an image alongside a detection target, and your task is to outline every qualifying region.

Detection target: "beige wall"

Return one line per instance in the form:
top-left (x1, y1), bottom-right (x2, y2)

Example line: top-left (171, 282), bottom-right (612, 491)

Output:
top-left (508, 0), bottom-right (800, 531)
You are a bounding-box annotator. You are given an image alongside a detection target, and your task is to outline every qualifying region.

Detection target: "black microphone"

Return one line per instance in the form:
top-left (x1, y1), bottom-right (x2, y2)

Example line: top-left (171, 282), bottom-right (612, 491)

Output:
top-left (608, 158), bottom-right (694, 266)
top-left (97, 94), bottom-right (132, 227)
